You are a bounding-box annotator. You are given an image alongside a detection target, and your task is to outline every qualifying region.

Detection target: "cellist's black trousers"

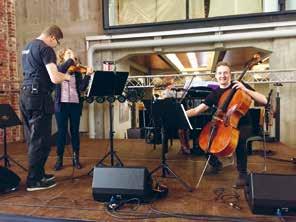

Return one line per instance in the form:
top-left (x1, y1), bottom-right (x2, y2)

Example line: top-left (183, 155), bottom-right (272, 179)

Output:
top-left (209, 125), bottom-right (253, 174)
top-left (236, 125), bottom-right (253, 174)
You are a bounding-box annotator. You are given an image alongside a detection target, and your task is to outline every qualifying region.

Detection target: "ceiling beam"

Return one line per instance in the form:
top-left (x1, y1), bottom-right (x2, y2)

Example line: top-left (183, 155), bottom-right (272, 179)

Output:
top-left (127, 59), bottom-right (149, 74)
top-left (158, 54), bottom-right (181, 73)
top-left (211, 50), bottom-right (226, 72)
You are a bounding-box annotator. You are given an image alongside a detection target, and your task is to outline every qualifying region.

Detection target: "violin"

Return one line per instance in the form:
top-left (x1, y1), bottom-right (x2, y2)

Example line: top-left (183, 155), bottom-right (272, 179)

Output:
top-left (198, 54), bottom-right (261, 157)
top-left (67, 64), bottom-right (88, 74)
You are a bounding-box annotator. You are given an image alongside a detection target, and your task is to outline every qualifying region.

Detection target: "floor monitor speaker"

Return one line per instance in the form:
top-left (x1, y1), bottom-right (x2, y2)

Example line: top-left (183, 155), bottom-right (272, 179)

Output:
top-left (244, 173), bottom-right (296, 215)
top-left (92, 166), bottom-right (152, 202)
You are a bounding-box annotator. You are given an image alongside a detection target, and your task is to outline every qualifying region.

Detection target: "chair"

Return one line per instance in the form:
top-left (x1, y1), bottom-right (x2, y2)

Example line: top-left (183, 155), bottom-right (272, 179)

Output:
top-left (246, 90), bottom-right (274, 171)
top-left (246, 107), bottom-right (265, 155)
top-left (246, 90), bottom-right (274, 155)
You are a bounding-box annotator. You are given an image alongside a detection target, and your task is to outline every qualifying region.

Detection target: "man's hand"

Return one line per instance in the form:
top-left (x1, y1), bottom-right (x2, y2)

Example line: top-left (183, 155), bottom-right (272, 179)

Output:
top-left (86, 67), bottom-right (94, 76)
top-left (46, 63), bottom-right (71, 84)
top-left (232, 81), bottom-right (247, 92)
top-left (64, 74), bottom-right (71, 81)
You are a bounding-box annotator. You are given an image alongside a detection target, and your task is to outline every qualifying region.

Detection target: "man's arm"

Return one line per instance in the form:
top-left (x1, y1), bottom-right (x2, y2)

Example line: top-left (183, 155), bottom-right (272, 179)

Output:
top-left (46, 63), bottom-right (71, 84)
top-left (233, 81), bottom-right (267, 105)
top-left (186, 103), bottom-right (209, 118)
top-left (245, 89), bottom-right (267, 105)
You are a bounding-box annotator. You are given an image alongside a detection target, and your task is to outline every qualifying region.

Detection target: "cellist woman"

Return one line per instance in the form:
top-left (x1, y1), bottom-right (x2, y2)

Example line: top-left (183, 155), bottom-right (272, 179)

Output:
top-left (186, 61), bottom-right (267, 188)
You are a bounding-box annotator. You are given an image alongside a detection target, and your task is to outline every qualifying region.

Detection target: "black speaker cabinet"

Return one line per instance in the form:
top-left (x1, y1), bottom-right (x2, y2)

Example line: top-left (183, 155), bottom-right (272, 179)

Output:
top-left (245, 173), bottom-right (296, 215)
top-left (127, 128), bottom-right (145, 139)
top-left (92, 166), bottom-right (152, 202)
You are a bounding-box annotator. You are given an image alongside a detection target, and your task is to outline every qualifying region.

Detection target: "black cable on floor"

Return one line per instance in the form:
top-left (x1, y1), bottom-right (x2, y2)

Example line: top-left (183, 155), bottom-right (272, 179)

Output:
top-left (213, 187), bottom-right (241, 210)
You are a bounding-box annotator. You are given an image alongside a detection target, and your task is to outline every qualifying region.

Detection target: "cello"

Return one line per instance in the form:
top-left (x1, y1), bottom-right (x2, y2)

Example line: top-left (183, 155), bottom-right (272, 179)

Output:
top-left (198, 54), bottom-right (261, 157)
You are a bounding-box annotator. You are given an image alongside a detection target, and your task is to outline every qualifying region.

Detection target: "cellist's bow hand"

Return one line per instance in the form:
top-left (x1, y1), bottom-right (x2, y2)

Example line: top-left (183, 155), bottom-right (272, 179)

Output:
top-left (232, 81), bottom-right (247, 92)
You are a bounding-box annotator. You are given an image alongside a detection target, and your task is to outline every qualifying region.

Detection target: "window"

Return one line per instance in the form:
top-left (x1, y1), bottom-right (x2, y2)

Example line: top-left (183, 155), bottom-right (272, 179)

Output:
top-left (104, 0), bottom-right (296, 33)
top-left (286, 0), bottom-right (296, 10)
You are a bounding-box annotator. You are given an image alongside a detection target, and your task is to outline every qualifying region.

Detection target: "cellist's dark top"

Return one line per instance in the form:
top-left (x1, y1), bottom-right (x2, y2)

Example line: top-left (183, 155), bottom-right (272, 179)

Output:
top-left (204, 81), bottom-right (254, 127)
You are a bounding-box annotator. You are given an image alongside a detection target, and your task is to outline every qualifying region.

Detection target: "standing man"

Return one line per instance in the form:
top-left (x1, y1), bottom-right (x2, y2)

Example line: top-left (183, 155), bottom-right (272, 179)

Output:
top-left (186, 61), bottom-right (267, 188)
top-left (20, 25), bottom-right (71, 191)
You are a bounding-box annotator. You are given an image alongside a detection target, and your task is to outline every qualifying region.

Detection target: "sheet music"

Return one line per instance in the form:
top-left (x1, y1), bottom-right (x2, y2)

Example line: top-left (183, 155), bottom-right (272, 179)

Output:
top-left (86, 73), bottom-right (95, 97)
top-left (180, 104), bottom-right (193, 130)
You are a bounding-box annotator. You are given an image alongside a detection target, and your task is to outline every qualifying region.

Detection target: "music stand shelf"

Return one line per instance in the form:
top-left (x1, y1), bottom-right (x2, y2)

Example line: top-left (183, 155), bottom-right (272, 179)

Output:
top-left (0, 104), bottom-right (27, 171)
top-left (151, 98), bottom-right (193, 192)
top-left (87, 71), bottom-right (129, 174)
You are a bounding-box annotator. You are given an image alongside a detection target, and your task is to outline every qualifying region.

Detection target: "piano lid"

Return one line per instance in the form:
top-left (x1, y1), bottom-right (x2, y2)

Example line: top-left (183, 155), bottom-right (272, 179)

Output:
top-left (183, 80), bottom-right (219, 98)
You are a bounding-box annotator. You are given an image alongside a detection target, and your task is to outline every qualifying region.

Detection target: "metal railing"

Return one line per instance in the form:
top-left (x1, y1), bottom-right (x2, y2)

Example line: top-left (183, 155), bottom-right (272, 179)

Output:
top-left (126, 69), bottom-right (296, 88)
top-left (1, 69), bottom-right (295, 95)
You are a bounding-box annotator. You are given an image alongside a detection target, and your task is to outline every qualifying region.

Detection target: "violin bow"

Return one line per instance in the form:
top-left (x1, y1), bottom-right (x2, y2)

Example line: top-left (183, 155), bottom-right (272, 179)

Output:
top-left (179, 74), bottom-right (195, 103)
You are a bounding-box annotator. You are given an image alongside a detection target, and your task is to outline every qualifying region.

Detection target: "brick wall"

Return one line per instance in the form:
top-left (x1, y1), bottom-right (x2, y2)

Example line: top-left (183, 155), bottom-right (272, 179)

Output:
top-left (0, 0), bottom-right (22, 143)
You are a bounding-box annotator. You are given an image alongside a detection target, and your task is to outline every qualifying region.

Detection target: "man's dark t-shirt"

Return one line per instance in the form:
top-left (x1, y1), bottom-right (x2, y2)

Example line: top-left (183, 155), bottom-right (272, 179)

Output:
top-left (204, 82), bottom-right (254, 127)
top-left (22, 39), bottom-right (56, 93)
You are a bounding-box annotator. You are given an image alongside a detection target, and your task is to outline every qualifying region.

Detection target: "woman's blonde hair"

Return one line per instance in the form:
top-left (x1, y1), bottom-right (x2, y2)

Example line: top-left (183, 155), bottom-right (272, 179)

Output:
top-left (57, 48), bottom-right (79, 65)
top-left (57, 48), bottom-right (67, 65)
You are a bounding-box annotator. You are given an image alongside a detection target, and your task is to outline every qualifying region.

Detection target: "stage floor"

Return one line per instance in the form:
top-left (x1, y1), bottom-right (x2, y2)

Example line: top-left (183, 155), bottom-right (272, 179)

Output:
top-left (0, 137), bottom-right (296, 221)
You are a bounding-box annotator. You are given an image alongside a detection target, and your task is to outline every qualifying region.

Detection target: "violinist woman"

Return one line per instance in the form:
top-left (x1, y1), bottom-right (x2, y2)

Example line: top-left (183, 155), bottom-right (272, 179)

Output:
top-left (54, 48), bottom-right (93, 170)
top-left (186, 61), bottom-right (267, 188)
top-left (160, 77), bottom-right (192, 155)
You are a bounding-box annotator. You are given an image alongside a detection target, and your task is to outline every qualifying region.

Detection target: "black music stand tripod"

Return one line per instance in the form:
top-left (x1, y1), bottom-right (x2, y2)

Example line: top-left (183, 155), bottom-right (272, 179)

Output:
top-left (0, 104), bottom-right (27, 171)
top-left (150, 99), bottom-right (193, 192)
top-left (87, 71), bottom-right (129, 174)
top-left (94, 101), bottom-right (123, 168)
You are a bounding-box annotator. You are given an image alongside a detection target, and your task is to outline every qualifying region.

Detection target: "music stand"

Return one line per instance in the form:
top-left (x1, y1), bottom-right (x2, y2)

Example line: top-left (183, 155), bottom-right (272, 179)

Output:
top-left (185, 86), bottom-right (213, 154)
top-left (150, 98), bottom-right (193, 192)
top-left (87, 71), bottom-right (128, 172)
top-left (0, 104), bottom-right (27, 171)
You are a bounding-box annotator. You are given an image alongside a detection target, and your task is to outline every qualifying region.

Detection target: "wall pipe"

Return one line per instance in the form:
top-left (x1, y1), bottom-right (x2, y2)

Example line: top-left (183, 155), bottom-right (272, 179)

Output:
top-left (87, 28), bottom-right (296, 138)
top-left (88, 29), bottom-right (296, 51)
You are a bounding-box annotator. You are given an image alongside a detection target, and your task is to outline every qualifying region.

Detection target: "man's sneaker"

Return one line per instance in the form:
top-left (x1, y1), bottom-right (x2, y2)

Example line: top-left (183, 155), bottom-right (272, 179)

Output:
top-left (26, 180), bottom-right (57, 192)
top-left (42, 173), bottom-right (55, 182)
top-left (233, 173), bottom-right (248, 189)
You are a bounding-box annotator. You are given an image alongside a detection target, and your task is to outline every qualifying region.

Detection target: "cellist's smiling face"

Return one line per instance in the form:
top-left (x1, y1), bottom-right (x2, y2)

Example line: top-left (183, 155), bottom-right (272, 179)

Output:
top-left (215, 65), bottom-right (231, 88)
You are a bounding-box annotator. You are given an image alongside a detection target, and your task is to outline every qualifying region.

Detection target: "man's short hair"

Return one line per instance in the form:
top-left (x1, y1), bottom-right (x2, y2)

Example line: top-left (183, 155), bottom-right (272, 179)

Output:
top-left (216, 61), bottom-right (231, 70)
top-left (42, 25), bottom-right (63, 40)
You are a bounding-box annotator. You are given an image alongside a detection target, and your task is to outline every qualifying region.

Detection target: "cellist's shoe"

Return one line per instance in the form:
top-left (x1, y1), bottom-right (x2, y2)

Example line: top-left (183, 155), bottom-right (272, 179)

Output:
top-left (205, 163), bottom-right (222, 175)
top-left (233, 173), bottom-right (248, 189)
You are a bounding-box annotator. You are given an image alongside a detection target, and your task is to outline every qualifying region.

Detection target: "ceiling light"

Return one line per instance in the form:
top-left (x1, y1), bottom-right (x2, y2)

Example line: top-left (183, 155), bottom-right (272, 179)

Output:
top-left (199, 51), bottom-right (210, 67)
top-left (187, 52), bottom-right (198, 69)
top-left (166, 53), bottom-right (184, 72)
